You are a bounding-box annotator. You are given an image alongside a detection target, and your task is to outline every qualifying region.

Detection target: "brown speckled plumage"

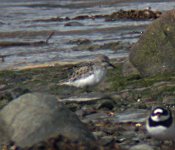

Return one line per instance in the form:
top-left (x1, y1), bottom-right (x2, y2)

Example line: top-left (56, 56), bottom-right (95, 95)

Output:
top-left (58, 54), bottom-right (115, 88)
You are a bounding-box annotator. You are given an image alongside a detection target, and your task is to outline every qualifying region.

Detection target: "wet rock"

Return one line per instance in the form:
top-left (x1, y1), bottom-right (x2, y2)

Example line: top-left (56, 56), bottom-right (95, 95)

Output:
top-left (105, 9), bottom-right (161, 21)
top-left (77, 108), bottom-right (97, 118)
top-left (71, 41), bottom-right (129, 51)
top-left (0, 93), bottom-right (95, 147)
top-left (71, 44), bottom-right (100, 51)
top-left (117, 130), bottom-right (141, 149)
top-left (130, 10), bottom-right (175, 77)
top-left (68, 38), bottom-right (91, 45)
top-left (34, 16), bottom-right (70, 22)
top-left (82, 112), bottom-right (110, 123)
top-left (101, 41), bottom-right (126, 51)
top-left (70, 14), bottom-right (106, 20)
top-left (114, 109), bottom-right (148, 123)
top-left (22, 134), bottom-right (101, 150)
top-left (100, 136), bottom-right (115, 146)
top-left (129, 144), bottom-right (154, 150)
top-left (64, 21), bottom-right (84, 26)
top-left (96, 99), bottom-right (115, 110)
top-left (72, 15), bottom-right (95, 20)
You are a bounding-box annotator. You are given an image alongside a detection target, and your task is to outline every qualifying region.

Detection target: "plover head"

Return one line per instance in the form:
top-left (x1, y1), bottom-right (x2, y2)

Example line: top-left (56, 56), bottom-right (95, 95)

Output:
top-left (146, 106), bottom-right (175, 141)
top-left (150, 107), bottom-right (172, 123)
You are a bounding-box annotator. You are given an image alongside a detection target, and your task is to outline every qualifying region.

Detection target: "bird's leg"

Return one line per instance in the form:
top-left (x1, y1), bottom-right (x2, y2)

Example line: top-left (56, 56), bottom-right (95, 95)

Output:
top-left (85, 86), bottom-right (91, 93)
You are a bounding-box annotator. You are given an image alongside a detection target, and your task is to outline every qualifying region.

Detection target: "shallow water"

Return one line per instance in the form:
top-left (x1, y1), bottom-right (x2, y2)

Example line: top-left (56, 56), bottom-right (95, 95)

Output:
top-left (0, 0), bottom-right (175, 70)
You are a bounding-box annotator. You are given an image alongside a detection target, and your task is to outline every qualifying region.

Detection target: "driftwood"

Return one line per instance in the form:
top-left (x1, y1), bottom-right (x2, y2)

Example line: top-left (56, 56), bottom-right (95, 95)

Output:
top-left (0, 54), bottom-right (12, 63)
top-left (0, 31), bottom-right (54, 48)
top-left (0, 55), bottom-right (5, 62)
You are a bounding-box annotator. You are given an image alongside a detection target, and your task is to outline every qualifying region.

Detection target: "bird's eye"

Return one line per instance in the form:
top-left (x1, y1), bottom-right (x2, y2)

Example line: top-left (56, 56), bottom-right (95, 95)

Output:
top-left (152, 112), bottom-right (161, 116)
top-left (155, 112), bottom-right (161, 116)
top-left (162, 110), bottom-right (169, 116)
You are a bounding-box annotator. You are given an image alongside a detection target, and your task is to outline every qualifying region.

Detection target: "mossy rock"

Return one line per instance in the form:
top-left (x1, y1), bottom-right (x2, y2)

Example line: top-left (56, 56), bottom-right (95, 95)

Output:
top-left (130, 9), bottom-right (175, 77)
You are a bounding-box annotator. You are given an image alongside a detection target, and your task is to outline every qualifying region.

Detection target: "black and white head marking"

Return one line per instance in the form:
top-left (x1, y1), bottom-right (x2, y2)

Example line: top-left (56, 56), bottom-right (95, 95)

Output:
top-left (148, 107), bottom-right (173, 128)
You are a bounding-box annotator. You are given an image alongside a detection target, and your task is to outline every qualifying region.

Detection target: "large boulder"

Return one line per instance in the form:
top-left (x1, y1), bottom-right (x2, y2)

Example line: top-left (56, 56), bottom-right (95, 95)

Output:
top-left (0, 117), bottom-right (10, 145)
top-left (129, 10), bottom-right (175, 77)
top-left (0, 93), bottom-right (95, 147)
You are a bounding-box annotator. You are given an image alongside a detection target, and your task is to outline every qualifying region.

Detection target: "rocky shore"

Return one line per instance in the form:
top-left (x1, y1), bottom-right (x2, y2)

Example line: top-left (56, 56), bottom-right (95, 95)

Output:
top-left (0, 59), bottom-right (175, 150)
top-left (1, 8), bottom-right (175, 150)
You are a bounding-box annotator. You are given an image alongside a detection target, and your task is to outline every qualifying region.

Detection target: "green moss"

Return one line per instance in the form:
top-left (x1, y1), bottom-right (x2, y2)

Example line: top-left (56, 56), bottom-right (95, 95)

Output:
top-left (107, 64), bottom-right (175, 92)
top-left (1, 63), bottom-right (175, 101)
top-left (107, 66), bottom-right (127, 91)
top-left (0, 65), bottom-right (70, 91)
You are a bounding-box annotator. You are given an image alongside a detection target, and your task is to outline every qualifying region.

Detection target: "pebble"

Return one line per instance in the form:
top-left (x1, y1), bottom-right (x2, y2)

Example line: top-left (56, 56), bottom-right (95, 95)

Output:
top-left (129, 144), bottom-right (154, 150)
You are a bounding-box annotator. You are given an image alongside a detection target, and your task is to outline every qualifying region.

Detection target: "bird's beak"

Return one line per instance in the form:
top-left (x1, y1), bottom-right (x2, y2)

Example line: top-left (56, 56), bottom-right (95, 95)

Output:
top-left (108, 62), bottom-right (116, 68)
top-left (156, 113), bottom-right (161, 118)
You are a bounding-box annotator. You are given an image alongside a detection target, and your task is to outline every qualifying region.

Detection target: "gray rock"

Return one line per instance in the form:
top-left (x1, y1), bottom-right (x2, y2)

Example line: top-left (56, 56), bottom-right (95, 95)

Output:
top-left (96, 99), bottom-right (115, 110)
top-left (64, 21), bottom-right (84, 26)
top-left (129, 144), bottom-right (154, 150)
top-left (0, 117), bottom-right (10, 145)
top-left (0, 93), bottom-right (95, 147)
top-left (122, 60), bottom-right (140, 77)
top-left (100, 136), bottom-right (114, 146)
top-left (93, 131), bottom-right (105, 139)
top-left (68, 38), bottom-right (91, 45)
top-left (129, 10), bottom-right (175, 77)
top-left (114, 109), bottom-right (148, 123)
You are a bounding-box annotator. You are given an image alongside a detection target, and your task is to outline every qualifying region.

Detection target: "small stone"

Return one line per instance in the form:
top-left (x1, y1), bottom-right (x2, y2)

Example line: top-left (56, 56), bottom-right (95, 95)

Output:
top-left (0, 84), bottom-right (6, 90)
top-left (116, 137), bottom-right (126, 143)
top-left (64, 21), bottom-right (84, 26)
top-left (114, 109), bottom-right (148, 123)
top-left (129, 144), bottom-right (154, 150)
top-left (100, 136), bottom-right (114, 146)
top-left (92, 131), bottom-right (105, 139)
top-left (96, 99), bottom-right (115, 110)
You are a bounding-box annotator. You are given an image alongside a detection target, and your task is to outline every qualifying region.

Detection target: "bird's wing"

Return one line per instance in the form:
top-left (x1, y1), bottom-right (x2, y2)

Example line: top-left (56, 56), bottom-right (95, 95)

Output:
top-left (69, 62), bottom-right (94, 81)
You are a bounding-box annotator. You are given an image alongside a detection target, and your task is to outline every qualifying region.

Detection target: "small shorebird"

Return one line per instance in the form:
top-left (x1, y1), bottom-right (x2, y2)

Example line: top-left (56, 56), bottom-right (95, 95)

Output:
top-left (146, 106), bottom-right (175, 142)
top-left (58, 54), bottom-right (115, 90)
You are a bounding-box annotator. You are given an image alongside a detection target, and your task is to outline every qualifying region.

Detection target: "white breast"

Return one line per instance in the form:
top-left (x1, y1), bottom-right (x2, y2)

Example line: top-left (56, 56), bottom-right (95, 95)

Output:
top-left (72, 68), bottom-right (106, 88)
top-left (146, 121), bottom-right (175, 140)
